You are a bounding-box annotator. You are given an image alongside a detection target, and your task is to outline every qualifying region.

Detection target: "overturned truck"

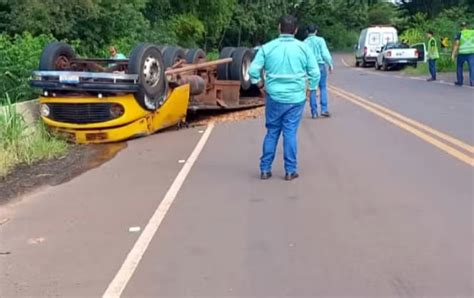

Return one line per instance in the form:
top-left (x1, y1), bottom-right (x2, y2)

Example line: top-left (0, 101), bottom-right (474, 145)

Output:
top-left (30, 43), bottom-right (263, 144)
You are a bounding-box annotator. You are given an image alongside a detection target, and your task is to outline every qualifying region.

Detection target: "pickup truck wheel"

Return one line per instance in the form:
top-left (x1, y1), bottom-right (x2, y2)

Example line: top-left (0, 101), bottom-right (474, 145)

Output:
top-left (162, 46), bottom-right (186, 69)
top-left (355, 60), bottom-right (360, 67)
top-left (382, 59), bottom-right (389, 71)
top-left (217, 47), bottom-right (235, 80)
top-left (39, 42), bottom-right (76, 71)
top-left (128, 43), bottom-right (167, 111)
top-left (186, 48), bottom-right (206, 64)
top-left (230, 47), bottom-right (252, 91)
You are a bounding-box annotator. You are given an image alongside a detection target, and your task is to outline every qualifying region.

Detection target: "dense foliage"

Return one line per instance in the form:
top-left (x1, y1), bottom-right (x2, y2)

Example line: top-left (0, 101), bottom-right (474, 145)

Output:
top-left (0, 0), bottom-right (473, 103)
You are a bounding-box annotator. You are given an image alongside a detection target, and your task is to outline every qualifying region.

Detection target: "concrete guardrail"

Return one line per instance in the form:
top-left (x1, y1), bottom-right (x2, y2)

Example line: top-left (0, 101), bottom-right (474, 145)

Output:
top-left (0, 99), bottom-right (39, 125)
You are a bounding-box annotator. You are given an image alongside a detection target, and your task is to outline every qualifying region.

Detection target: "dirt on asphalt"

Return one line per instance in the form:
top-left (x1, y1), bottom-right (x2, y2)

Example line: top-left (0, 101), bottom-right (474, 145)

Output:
top-left (0, 143), bottom-right (127, 205)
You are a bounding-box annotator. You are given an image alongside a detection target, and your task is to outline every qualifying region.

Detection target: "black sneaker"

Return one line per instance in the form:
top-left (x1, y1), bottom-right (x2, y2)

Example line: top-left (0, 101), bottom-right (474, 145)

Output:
top-left (454, 82), bottom-right (463, 86)
top-left (285, 172), bottom-right (299, 181)
top-left (321, 111), bottom-right (331, 117)
top-left (427, 78), bottom-right (436, 82)
top-left (260, 172), bottom-right (272, 180)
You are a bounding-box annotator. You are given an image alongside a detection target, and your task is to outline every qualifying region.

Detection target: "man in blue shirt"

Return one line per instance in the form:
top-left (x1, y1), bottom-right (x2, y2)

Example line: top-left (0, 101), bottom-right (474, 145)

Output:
top-left (304, 24), bottom-right (334, 118)
top-left (109, 46), bottom-right (127, 60)
top-left (249, 15), bottom-right (320, 181)
top-left (108, 46), bottom-right (127, 68)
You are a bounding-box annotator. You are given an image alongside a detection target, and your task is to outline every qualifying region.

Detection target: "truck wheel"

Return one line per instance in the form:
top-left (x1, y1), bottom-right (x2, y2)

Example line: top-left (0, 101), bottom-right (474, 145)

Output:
top-left (128, 43), bottom-right (167, 111)
top-left (186, 48), bottom-right (206, 64)
top-left (382, 59), bottom-right (389, 71)
top-left (217, 47), bottom-right (235, 80)
top-left (158, 45), bottom-right (169, 54)
top-left (355, 60), bottom-right (360, 67)
top-left (229, 47), bottom-right (252, 91)
top-left (39, 42), bottom-right (76, 71)
top-left (162, 46), bottom-right (186, 69)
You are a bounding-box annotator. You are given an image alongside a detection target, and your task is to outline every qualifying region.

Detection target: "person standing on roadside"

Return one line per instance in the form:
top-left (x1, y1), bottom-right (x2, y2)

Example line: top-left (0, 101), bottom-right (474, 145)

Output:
top-left (304, 24), bottom-right (334, 119)
top-left (426, 30), bottom-right (439, 82)
top-left (249, 15), bottom-right (320, 181)
top-left (452, 22), bottom-right (474, 86)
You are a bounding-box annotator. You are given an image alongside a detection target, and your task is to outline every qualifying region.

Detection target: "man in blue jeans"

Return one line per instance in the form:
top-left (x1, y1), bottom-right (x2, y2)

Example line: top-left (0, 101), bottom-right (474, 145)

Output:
top-left (452, 22), bottom-right (474, 86)
top-left (249, 15), bottom-right (320, 181)
top-left (304, 24), bottom-right (334, 118)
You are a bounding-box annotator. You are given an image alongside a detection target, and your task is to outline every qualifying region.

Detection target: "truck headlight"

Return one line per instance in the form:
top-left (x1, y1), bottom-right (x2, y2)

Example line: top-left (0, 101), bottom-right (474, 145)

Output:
top-left (40, 104), bottom-right (50, 117)
top-left (109, 103), bottom-right (125, 118)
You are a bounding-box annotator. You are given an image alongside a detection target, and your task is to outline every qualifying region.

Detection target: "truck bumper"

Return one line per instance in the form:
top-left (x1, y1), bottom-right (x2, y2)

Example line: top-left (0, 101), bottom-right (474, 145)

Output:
top-left (40, 85), bottom-right (190, 144)
top-left (385, 58), bottom-right (418, 65)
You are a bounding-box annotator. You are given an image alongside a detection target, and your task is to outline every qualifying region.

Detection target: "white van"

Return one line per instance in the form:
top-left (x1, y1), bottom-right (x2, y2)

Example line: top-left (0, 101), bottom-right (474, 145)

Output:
top-left (355, 26), bottom-right (398, 67)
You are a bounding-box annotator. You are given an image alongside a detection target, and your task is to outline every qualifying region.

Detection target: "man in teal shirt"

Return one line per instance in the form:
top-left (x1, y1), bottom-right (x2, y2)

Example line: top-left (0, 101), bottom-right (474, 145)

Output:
top-left (249, 15), bottom-right (320, 181)
top-left (304, 24), bottom-right (334, 118)
top-left (109, 46), bottom-right (127, 60)
top-left (108, 46), bottom-right (127, 68)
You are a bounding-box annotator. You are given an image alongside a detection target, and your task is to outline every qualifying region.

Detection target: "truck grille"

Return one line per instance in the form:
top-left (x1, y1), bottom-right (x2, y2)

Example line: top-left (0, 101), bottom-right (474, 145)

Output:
top-left (48, 103), bottom-right (113, 124)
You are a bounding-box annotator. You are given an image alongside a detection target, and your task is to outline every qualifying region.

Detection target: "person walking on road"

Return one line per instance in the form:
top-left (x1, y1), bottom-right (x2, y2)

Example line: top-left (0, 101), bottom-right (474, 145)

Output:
top-left (304, 24), bottom-right (334, 119)
top-left (249, 15), bottom-right (320, 181)
top-left (452, 22), bottom-right (474, 86)
top-left (426, 30), bottom-right (439, 82)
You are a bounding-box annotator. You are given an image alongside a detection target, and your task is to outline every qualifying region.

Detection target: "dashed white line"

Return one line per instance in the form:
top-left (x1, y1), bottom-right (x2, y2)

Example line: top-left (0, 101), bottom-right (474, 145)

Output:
top-left (102, 123), bottom-right (215, 298)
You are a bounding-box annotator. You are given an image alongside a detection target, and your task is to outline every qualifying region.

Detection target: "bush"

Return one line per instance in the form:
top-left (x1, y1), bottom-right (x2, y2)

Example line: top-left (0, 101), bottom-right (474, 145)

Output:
top-left (0, 33), bottom-right (55, 104)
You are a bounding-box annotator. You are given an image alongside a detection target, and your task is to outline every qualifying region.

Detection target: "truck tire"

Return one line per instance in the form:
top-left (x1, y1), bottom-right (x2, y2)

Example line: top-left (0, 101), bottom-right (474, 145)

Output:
top-left (162, 46), bottom-right (186, 69)
top-left (186, 48), bottom-right (206, 64)
top-left (229, 47), bottom-right (252, 91)
top-left (39, 42), bottom-right (76, 71)
top-left (382, 59), bottom-right (389, 71)
top-left (217, 47), bottom-right (235, 80)
top-left (128, 43), bottom-right (167, 111)
top-left (158, 45), bottom-right (169, 54)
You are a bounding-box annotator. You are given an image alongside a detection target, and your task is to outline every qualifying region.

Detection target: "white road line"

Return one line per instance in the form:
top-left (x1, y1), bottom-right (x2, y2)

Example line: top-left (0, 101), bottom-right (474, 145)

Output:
top-left (102, 123), bottom-right (215, 298)
top-left (341, 58), bottom-right (350, 67)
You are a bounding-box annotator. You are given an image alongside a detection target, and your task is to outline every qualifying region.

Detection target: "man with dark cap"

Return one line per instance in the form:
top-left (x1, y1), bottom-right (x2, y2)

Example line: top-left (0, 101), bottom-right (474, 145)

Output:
top-left (249, 15), bottom-right (320, 181)
top-left (304, 24), bottom-right (334, 118)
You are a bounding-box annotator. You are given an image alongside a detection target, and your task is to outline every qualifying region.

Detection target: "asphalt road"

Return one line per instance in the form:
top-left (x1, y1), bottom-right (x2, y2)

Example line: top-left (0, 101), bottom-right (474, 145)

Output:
top-left (1, 54), bottom-right (473, 298)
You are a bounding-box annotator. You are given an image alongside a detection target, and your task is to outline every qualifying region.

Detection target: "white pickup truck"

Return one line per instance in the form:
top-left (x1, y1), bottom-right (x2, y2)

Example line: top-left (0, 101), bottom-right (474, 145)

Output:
top-left (375, 42), bottom-right (419, 71)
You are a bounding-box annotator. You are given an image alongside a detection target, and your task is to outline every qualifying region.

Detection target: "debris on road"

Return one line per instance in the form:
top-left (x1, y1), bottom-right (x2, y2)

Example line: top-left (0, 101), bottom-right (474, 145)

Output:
top-left (190, 107), bottom-right (264, 126)
top-left (27, 237), bottom-right (45, 245)
top-left (128, 227), bottom-right (141, 233)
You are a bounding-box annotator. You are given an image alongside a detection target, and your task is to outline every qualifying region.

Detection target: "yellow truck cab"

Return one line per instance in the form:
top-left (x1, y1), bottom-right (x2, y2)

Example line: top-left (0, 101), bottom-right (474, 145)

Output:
top-left (31, 43), bottom-right (263, 143)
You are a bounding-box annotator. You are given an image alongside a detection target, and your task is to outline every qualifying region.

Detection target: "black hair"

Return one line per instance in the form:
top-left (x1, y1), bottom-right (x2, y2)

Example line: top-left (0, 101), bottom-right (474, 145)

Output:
top-left (279, 15), bottom-right (298, 34)
top-left (307, 24), bottom-right (318, 34)
top-left (427, 30), bottom-right (434, 35)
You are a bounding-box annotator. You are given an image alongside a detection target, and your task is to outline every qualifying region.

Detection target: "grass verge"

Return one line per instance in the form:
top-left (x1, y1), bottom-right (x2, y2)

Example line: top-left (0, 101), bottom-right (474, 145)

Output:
top-left (403, 54), bottom-right (469, 76)
top-left (0, 95), bottom-right (68, 178)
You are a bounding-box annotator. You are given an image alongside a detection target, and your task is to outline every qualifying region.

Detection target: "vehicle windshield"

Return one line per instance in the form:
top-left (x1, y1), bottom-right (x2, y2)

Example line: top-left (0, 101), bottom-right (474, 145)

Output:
top-left (386, 42), bottom-right (409, 49)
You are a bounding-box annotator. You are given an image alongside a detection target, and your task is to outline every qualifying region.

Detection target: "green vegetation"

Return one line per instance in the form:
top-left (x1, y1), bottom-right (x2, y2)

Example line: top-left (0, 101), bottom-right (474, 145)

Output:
top-left (0, 95), bottom-right (68, 177)
top-left (0, 0), bottom-right (473, 104)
